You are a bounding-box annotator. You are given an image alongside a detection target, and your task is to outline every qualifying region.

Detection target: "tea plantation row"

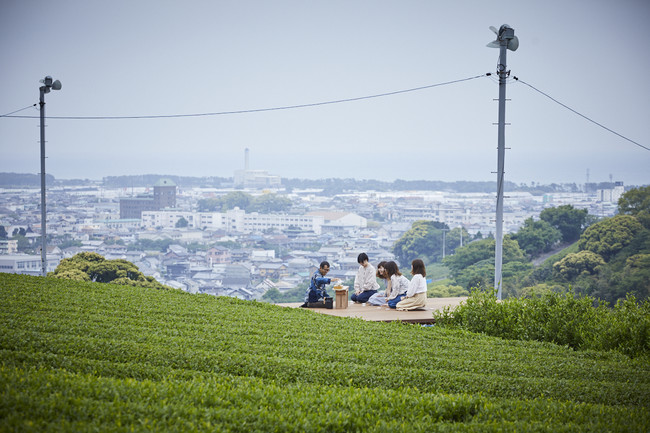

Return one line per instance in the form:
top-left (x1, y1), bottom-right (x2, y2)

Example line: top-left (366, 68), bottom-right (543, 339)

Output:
top-left (1, 273), bottom-right (649, 432)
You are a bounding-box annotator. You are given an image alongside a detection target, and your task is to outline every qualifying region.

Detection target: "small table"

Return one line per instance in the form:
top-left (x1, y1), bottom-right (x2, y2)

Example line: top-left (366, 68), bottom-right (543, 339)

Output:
top-left (334, 286), bottom-right (349, 309)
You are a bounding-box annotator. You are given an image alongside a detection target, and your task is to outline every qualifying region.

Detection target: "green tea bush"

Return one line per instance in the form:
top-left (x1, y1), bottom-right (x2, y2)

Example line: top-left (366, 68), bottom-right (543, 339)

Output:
top-left (434, 288), bottom-right (650, 358)
top-left (1, 273), bottom-right (649, 431)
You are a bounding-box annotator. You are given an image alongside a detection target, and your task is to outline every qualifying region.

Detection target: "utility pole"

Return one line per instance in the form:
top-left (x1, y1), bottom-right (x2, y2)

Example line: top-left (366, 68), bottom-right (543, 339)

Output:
top-left (39, 76), bottom-right (62, 276)
top-left (441, 228), bottom-right (449, 259)
top-left (487, 25), bottom-right (518, 300)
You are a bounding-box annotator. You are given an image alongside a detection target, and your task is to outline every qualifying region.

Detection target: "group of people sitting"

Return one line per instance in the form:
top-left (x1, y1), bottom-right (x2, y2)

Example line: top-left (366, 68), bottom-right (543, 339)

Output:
top-left (302, 253), bottom-right (428, 311)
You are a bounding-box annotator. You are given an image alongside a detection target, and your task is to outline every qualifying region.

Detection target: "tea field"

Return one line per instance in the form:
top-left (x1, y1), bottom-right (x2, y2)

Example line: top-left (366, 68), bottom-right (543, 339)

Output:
top-left (1, 273), bottom-right (649, 432)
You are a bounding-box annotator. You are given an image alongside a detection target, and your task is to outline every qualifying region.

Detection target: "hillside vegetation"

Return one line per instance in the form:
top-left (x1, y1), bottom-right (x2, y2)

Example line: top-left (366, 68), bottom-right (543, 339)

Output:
top-left (1, 273), bottom-right (649, 432)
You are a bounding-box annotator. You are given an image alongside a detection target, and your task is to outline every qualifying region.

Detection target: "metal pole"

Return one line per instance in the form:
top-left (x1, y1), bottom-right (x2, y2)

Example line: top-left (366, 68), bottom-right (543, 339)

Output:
top-left (442, 230), bottom-right (446, 259)
top-left (494, 40), bottom-right (508, 300)
top-left (39, 86), bottom-right (47, 276)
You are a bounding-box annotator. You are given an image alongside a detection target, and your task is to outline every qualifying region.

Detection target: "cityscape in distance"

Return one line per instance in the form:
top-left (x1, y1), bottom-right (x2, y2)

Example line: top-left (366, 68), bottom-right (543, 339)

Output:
top-left (0, 158), bottom-right (636, 301)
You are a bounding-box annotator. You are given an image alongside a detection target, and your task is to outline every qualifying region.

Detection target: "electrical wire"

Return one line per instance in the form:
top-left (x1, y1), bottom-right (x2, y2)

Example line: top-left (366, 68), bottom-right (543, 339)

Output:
top-left (0, 104), bottom-right (37, 117)
top-left (513, 77), bottom-right (649, 152)
top-left (1, 74), bottom-right (489, 120)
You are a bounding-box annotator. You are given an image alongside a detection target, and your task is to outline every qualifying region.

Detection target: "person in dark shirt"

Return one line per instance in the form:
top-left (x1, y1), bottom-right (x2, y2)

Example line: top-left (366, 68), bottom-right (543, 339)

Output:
top-left (301, 261), bottom-right (339, 307)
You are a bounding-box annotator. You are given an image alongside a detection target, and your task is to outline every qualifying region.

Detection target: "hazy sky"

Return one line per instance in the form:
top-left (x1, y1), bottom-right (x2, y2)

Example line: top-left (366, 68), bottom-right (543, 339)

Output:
top-left (1, 0), bottom-right (649, 186)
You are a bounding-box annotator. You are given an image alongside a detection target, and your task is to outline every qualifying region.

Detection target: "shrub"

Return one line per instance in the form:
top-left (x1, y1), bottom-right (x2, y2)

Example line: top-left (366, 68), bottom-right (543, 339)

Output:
top-left (434, 288), bottom-right (649, 359)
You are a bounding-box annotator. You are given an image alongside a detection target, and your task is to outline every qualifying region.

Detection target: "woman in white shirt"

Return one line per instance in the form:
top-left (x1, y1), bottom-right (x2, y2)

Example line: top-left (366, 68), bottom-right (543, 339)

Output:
top-left (385, 261), bottom-right (410, 309)
top-left (396, 259), bottom-right (428, 311)
top-left (367, 261), bottom-right (389, 306)
top-left (350, 253), bottom-right (380, 303)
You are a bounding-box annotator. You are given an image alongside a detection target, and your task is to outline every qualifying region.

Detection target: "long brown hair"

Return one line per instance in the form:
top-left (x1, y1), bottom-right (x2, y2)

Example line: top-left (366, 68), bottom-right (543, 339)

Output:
top-left (385, 261), bottom-right (402, 278)
top-left (411, 259), bottom-right (426, 277)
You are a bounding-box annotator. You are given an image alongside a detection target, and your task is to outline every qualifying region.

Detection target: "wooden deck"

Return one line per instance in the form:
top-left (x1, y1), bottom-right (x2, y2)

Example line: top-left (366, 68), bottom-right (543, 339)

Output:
top-left (276, 297), bottom-right (467, 324)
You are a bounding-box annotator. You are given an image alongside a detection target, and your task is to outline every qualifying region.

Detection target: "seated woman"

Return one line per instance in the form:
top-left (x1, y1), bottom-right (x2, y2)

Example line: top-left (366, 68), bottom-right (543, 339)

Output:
top-left (385, 261), bottom-right (410, 309)
top-left (367, 261), bottom-right (389, 306)
top-left (351, 252), bottom-right (380, 303)
top-left (396, 259), bottom-right (428, 311)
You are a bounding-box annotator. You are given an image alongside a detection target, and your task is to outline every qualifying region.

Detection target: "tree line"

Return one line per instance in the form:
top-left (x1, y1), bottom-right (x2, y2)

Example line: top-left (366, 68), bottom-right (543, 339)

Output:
top-left (394, 186), bottom-right (650, 305)
top-left (2, 172), bottom-right (633, 193)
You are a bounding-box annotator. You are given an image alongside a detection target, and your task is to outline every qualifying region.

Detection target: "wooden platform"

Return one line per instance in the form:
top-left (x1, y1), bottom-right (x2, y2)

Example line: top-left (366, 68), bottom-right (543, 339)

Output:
top-left (276, 297), bottom-right (467, 324)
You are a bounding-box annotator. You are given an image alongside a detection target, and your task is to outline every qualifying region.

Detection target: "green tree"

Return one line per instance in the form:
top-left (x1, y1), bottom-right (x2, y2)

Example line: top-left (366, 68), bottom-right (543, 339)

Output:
top-left (249, 194), bottom-right (292, 213)
top-left (197, 191), bottom-right (253, 212)
top-left (53, 252), bottom-right (106, 275)
top-left (197, 198), bottom-right (221, 212)
top-left (51, 268), bottom-right (91, 282)
top-left (442, 236), bottom-right (526, 275)
top-left (11, 235), bottom-right (31, 253)
top-left (51, 253), bottom-right (169, 289)
top-left (12, 227), bottom-right (27, 237)
top-left (454, 259), bottom-right (493, 289)
top-left (512, 217), bottom-right (562, 257)
top-left (0, 225), bottom-right (7, 240)
top-left (618, 185), bottom-right (650, 229)
top-left (553, 250), bottom-right (606, 281)
top-left (87, 259), bottom-right (144, 283)
top-left (443, 236), bottom-right (527, 290)
top-left (175, 217), bottom-right (189, 228)
top-left (616, 254), bottom-right (650, 299)
top-left (221, 191), bottom-right (252, 211)
top-left (392, 220), bottom-right (448, 265)
top-left (445, 227), bottom-right (471, 256)
top-left (578, 215), bottom-right (644, 261)
top-left (540, 205), bottom-right (588, 243)
top-left (261, 287), bottom-right (282, 303)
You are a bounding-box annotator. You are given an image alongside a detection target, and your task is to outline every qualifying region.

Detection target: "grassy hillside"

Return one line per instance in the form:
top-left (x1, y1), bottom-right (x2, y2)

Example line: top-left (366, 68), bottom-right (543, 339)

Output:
top-left (1, 273), bottom-right (649, 432)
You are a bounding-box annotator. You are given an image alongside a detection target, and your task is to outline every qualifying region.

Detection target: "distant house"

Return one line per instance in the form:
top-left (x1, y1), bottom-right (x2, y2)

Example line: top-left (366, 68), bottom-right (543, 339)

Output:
top-left (206, 246), bottom-right (231, 265)
top-left (257, 263), bottom-right (289, 280)
top-left (165, 261), bottom-right (190, 278)
top-left (227, 287), bottom-right (255, 300)
top-left (165, 244), bottom-right (188, 259)
top-left (229, 249), bottom-right (250, 262)
top-left (338, 257), bottom-right (360, 272)
top-left (306, 211), bottom-right (367, 229)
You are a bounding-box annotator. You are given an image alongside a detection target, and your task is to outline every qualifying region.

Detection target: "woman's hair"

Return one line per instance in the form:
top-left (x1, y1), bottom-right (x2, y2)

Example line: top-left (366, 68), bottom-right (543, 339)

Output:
top-left (376, 261), bottom-right (388, 278)
top-left (384, 261), bottom-right (402, 277)
top-left (411, 259), bottom-right (426, 277)
top-left (357, 252), bottom-right (369, 264)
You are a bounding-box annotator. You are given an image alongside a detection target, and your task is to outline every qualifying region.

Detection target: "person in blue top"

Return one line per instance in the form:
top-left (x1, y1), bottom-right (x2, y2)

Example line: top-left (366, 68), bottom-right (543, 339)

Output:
top-left (301, 261), bottom-right (339, 307)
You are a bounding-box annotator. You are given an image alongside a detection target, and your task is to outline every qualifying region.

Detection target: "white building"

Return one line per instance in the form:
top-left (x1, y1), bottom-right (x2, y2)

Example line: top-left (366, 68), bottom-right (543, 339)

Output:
top-left (597, 182), bottom-right (625, 203)
top-left (142, 208), bottom-right (324, 234)
top-left (0, 254), bottom-right (60, 275)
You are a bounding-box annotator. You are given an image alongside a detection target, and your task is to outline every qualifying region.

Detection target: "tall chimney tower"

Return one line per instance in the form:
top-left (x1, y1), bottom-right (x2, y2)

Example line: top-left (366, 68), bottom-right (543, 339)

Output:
top-left (245, 148), bottom-right (250, 171)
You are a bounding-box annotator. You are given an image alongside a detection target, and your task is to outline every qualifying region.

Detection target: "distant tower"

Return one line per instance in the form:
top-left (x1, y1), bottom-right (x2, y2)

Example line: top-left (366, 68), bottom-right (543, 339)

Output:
top-left (586, 169), bottom-right (590, 184)
top-left (245, 148), bottom-right (250, 171)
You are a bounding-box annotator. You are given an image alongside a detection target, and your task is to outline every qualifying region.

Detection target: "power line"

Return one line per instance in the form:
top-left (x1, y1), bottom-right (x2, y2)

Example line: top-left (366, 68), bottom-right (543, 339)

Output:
top-left (1, 74), bottom-right (489, 120)
top-left (0, 104), bottom-right (37, 117)
top-left (513, 76), bottom-right (649, 152)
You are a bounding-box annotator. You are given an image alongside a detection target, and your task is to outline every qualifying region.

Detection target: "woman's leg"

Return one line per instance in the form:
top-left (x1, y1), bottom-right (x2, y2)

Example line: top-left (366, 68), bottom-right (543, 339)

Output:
top-left (396, 292), bottom-right (427, 310)
top-left (356, 290), bottom-right (377, 303)
top-left (387, 294), bottom-right (405, 309)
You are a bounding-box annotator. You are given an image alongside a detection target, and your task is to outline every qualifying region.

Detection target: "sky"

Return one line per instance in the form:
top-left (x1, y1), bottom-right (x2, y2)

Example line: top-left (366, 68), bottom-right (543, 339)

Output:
top-left (1, 0), bottom-right (649, 186)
